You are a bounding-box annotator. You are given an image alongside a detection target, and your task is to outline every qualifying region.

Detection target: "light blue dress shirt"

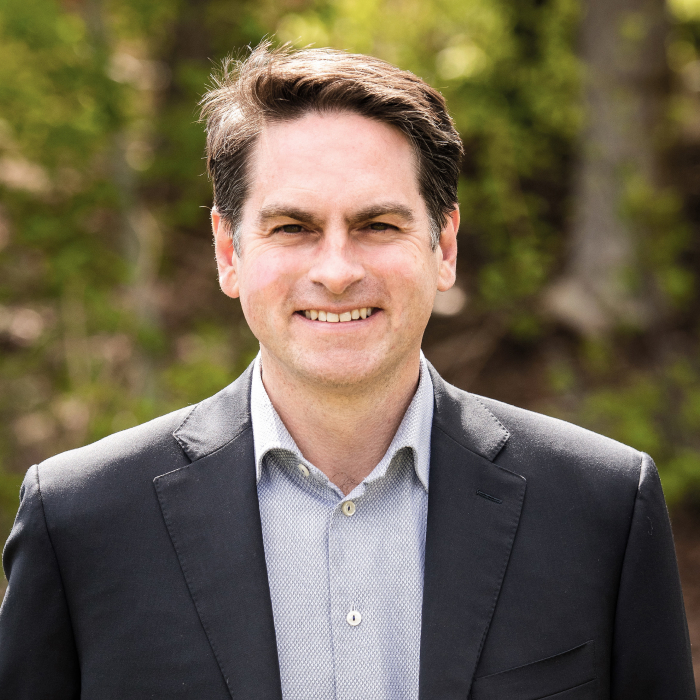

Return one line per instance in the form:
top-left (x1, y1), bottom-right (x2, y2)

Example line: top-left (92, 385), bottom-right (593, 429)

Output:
top-left (251, 352), bottom-right (434, 700)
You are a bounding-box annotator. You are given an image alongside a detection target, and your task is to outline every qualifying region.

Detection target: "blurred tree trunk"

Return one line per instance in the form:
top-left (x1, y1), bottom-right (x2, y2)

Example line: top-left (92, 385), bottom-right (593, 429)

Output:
top-left (545, 0), bottom-right (669, 335)
top-left (83, 0), bottom-right (165, 399)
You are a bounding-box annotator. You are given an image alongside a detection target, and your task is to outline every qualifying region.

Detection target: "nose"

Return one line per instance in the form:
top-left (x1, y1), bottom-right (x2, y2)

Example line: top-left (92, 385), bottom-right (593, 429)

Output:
top-left (307, 229), bottom-right (365, 295)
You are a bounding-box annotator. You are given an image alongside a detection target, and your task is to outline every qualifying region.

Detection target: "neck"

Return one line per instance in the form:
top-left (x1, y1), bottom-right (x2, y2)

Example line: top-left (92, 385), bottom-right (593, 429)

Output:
top-left (259, 349), bottom-right (421, 495)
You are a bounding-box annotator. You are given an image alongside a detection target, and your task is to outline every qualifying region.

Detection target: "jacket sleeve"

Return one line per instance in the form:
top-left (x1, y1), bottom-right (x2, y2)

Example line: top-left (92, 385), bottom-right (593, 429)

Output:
top-left (611, 453), bottom-right (697, 699)
top-left (0, 464), bottom-right (80, 699)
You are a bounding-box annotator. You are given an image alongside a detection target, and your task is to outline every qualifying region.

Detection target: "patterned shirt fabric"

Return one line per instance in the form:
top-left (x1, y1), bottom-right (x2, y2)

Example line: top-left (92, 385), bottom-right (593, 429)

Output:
top-left (251, 352), bottom-right (434, 700)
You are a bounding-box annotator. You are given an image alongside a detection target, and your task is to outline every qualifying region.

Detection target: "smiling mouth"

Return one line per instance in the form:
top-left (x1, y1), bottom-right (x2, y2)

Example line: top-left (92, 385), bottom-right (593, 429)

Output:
top-left (299, 307), bottom-right (376, 323)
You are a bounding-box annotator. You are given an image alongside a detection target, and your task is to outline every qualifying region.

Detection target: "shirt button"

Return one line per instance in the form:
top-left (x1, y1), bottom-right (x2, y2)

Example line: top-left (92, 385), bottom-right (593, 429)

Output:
top-left (297, 463), bottom-right (310, 478)
top-left (342, 501), bottom-right (356, 516)
top-left (346, 610), bottom-right (362, 626)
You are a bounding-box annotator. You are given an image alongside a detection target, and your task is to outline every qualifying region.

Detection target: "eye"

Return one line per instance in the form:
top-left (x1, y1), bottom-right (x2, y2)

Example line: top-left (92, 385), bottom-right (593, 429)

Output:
top-left (368, 222), bottom-right (393, 231)
top-left (277, 224), bottom-right (304, 234)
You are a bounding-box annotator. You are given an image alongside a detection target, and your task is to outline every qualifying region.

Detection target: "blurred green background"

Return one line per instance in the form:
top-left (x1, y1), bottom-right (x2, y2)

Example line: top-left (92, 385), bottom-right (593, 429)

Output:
top-left (3, 0), bottom-right (700, 564)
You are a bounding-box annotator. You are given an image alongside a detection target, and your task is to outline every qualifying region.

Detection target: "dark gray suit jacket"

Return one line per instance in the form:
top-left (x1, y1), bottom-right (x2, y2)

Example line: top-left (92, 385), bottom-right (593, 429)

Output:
top-left (0, 363), bottom-right (695, 699)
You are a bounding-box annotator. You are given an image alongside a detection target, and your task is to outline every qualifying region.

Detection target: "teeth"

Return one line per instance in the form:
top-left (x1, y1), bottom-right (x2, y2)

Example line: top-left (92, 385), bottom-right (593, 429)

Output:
top-left (302, 307), bottom-right (374, 322)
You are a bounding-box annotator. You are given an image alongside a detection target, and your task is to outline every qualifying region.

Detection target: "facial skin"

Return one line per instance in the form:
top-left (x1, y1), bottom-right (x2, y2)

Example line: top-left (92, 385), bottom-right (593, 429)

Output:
top-left (213, 111), bottom-right (459, 397)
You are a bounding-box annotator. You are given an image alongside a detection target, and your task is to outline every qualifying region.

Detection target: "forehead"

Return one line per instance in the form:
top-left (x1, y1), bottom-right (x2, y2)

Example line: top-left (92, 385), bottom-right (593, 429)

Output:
top-left (244, 111), bottom-right (423, 214)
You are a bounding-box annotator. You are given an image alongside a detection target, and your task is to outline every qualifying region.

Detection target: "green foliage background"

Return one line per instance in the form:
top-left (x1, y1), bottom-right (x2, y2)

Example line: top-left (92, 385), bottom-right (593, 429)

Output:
top-left (1, 0), bottom-right (700, 552)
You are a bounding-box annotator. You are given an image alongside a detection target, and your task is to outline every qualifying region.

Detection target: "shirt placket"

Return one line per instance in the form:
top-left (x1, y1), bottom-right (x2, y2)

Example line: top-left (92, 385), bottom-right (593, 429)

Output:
top-left (328, 489), bottom-right (366, 700)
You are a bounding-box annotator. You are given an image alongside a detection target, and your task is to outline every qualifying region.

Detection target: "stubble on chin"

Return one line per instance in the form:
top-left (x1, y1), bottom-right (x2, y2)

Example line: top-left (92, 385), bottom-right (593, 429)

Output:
top-left (276, 342), bottom-right (414, 397)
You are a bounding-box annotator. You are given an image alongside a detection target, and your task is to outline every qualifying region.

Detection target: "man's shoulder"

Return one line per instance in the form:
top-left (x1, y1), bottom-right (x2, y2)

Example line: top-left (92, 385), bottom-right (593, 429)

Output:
top-left (34, 406), bottom-right (193, 497)
top-left (482, 393), bottom-right (640, 464)
top-left (33, 365), bottom-right (255, 499)
top-left (433, 372), bottom-right (643, 490)
top-left (433, 380), bottom-right (648, 527)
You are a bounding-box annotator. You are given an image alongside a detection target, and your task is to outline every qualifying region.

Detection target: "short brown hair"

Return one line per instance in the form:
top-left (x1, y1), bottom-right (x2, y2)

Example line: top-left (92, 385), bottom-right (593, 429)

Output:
top-left (201, 41), bottom-right (463, 253)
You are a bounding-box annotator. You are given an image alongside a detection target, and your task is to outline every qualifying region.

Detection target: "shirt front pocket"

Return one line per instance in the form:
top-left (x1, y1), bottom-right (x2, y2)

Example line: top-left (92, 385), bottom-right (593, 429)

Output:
top-left (469, 640), bottom-right (597, 700)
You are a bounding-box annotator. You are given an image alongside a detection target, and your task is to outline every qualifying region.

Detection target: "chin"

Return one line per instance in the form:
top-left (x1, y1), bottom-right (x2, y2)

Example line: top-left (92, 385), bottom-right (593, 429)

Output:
top-left (289, 347), bottom-right (385, 388)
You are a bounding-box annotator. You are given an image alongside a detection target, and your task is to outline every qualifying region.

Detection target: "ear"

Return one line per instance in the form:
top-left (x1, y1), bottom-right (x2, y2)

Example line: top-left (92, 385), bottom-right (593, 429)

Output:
top-left (436, 207), bottom-right (459, 292)
top-left (212, 208), bottom-right (240, 299)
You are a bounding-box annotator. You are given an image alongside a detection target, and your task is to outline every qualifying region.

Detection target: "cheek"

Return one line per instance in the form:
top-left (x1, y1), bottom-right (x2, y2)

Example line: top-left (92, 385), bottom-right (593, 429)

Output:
top-left (238, 250), bottom-right (301, 324)
top-left (368, 246), bottom-right (437, 313)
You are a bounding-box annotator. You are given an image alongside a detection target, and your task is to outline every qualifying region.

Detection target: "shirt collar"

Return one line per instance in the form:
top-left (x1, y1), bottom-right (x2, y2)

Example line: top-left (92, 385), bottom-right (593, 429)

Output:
top-left (250, 351), bottom-right (434, 492)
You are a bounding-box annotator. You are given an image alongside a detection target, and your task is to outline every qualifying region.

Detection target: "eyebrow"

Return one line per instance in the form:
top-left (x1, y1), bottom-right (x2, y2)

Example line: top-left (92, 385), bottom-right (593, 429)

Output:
top-left (256, 206), bottom-right (324, 228)
top-left (256, 202), bottom-right (415, 228)
top-left (346, 204), bottom-right (415, 226)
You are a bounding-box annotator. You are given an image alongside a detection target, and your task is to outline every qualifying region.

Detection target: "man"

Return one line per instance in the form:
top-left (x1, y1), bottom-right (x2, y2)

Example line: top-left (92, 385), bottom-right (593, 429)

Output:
top-left (0, 43), bottom-right (695, 700)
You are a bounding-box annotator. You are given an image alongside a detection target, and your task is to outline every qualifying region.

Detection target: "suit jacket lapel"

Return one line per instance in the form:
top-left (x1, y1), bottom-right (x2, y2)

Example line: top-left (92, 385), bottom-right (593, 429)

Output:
top-left (154, 366), bottom-right (282, 700)
top-left (420, 366), bottom-right (526, 700)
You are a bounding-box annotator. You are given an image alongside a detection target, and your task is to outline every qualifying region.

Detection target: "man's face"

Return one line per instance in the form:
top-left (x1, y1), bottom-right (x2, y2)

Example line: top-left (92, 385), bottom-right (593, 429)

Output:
top-left (213, 111), bottom-right (458, 390)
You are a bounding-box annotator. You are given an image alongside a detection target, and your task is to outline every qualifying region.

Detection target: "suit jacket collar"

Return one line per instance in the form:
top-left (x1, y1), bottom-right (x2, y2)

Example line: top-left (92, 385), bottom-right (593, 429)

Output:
top-left (172, 361), bottom-right (512, 464)
top-left (427, 362), bottom-right (510, 461)
top-left (173, 363), bottom-right (255, 461)
top-left (161, 361), bottom-right (525, 700)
